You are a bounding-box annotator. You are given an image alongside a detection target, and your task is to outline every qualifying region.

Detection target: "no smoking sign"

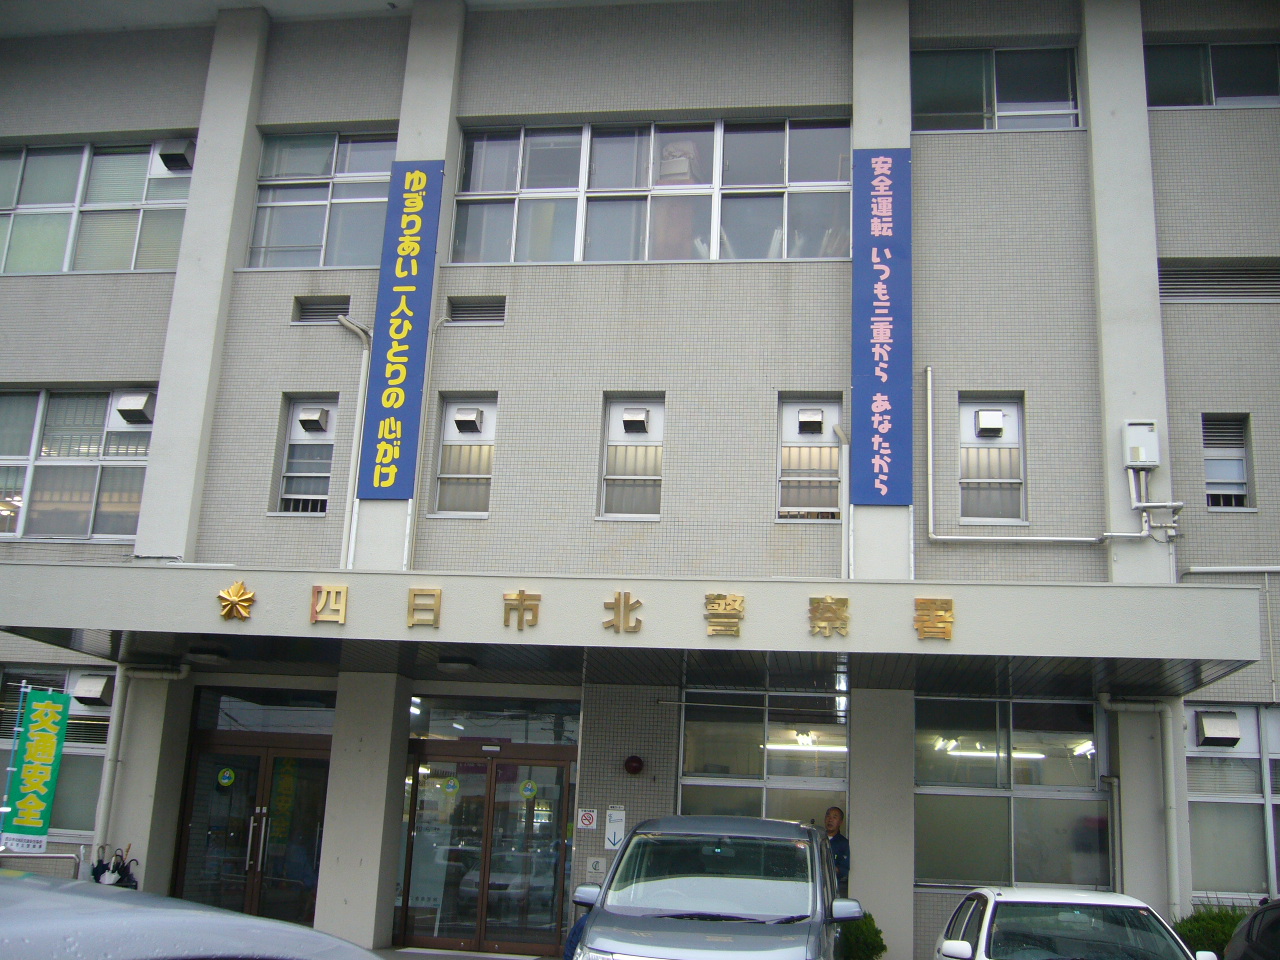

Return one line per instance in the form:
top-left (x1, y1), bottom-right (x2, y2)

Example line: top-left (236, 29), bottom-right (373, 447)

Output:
top-left (577, 808), bottom-right (597, 830)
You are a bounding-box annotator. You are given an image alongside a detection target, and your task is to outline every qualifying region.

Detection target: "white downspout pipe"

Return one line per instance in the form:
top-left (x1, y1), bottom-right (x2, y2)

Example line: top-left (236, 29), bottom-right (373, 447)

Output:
top-left (92, 651), bottom-right (191, 861)
top-left (336, 314), bottom-right (371, 569)
top-left (1098, 692), bottom-right (1180, 919)
top-left (834, 423), bottom-right (850, 579)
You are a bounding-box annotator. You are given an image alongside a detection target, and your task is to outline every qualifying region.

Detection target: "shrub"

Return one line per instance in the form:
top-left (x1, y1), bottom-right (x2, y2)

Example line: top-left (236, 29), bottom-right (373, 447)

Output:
top-left (840, 910), bottom-right (887, 960)
top-left (1172, 905), bottom-right (1250, 957)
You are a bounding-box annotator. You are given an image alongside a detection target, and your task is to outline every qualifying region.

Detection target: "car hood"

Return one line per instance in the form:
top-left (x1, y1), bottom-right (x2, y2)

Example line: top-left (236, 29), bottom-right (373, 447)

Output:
top-left (585, 911), bottom-right (817, 960)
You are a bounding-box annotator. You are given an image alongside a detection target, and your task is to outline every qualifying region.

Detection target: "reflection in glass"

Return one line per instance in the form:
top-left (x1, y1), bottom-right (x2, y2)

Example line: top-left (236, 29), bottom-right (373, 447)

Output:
top-left (722, 123), bottom-right (784, 186)
top-left (653, 126), bottom-right (713, 185)
top-left (522, 129), bottom-right (582, 189)
top-left (411, 699), bottom-right (579, 745)
top-left (788, 122), bottom-right (850, 183)
top-left (683, 695), bottom-right (764, 779)
top-left (180, 751), bottom-right (260, 912)
top-left (1190, 801), bottom-right (1267, 893)
top-left (5, 213), bottom-right (72, 273)
top-left (515, 198), bottom-right (576, 262)
top-left (1212, 44), bottom-right (1280, 104)
top-left (720, 195), bottom-right (783, 259)
top-left (248, 203), bottom-right (325, 267)
top-left (585, 198), bottom-right (646, 261)
top-left (17, 148), bottom-right (83, 205)
top-left (25, 464), bottom-right (96, 536)
top-left (764, 788), bottom-right (847, 828)
top-left (1013, 797), bottom-right (1107, 886)
top-left (324, 200), bottom-right (386, 266)
top-left (766, 695), bottom-right (847, 779)
top-left (461, 132), bottom-right (520, 192)
top-left (260, 135), bottom-right (334, 178)
top-left (1144, 45), bottom-right (1211, 107)
top-left (995, 49), bottom-right (1077, 113)
top-left (649, 195), bottom-right (711, 260)
top-left (788, 192), bottom-right (849, 258)
top-left (916, 793), bottom-right (1010, 884)
top-left (911, 50), bottom-right (991, 130)
top-left (589, 128), bottom-right (651, 189)
top-left (916, 699), bottom-right (1002, 787)
top-left (452, 201), bottom-right (513, 263)
top-left (258, 756), bottom-right (329, 925)
top-left (483, 763), bottom-right (565, 946)
top-left (1010, 701), bottom-right (1096, 787)
top-left (681, 784), bottom-right (762, 817)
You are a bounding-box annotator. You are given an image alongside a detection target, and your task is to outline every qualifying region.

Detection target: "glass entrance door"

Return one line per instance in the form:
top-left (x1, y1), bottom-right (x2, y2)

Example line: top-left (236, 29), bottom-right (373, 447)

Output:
top-left (398, 750), bottom-right (573, 954)
top-left (177, 747), bottom-right (329, 925)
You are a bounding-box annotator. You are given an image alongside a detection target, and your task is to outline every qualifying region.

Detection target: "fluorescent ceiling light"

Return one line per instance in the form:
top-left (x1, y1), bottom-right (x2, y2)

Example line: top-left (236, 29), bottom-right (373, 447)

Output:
top-left (765, 743), bottom-right (848, 752)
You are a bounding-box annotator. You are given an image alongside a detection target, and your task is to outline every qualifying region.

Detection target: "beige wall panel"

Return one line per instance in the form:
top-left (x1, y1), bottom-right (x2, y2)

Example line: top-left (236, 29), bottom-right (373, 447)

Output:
top-left (1149, 110), bottom-right (1280, 259)
top-left (258, 17), bottom-right (409, 127)
top-left (417, 261), bottom-right (848, 579)
top-left (1141, 0), bottom-right (1280, 38)
top-left (911, 0), bottom-right (1079, 44)
top-left (910, 132), bottom-right (1107, 582)
top-left (0, 29), bottom-right (210, 139)
top-left (193, 269), bottom-right (378, 567)
top-left (458, 0), bottom-right (851, 121)
top-left (0, 275), bottom-right (171, 381)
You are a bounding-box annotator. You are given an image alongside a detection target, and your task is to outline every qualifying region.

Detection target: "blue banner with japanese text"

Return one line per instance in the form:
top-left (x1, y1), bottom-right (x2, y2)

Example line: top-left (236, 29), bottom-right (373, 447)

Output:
top-left (357, 160), bottom-right (445, 500)
top-left (851, 148), bottom-right (913, 505)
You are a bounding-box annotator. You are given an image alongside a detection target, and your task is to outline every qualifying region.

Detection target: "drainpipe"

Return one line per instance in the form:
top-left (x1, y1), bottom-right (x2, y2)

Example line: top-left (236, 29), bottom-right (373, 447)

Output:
top-left (834, 423), bottom-right (850, 579)
top-left (92, 648), bottom-right (191, 859)
top-left (336, 314), bottom-right (371, 569)
top-left (1097, 693), bottom-right (1180, 918)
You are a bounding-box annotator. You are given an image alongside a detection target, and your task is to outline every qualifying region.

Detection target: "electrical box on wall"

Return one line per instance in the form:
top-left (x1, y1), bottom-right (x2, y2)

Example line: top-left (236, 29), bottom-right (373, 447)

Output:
top-left (1123, 420), bottom-right (1160, 469)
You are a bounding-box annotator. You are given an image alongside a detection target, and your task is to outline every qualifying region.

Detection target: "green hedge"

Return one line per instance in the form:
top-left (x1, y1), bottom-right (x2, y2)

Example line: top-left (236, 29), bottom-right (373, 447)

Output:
top-left (840, 911), bottom-right (887, 960)
top-left (1172, 905), bottom-right (1250, 957)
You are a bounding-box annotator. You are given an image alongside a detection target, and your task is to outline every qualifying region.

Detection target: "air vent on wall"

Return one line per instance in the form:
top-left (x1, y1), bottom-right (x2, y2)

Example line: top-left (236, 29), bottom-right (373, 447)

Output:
top-left (448, 296), bottom-right (506, 322)
top-left (295, 297), bottom-right (351, 323)
top-left (1202, 415), bottom-right (1246, 448)
top-left (1159, 260), bottom-right (1280, 301)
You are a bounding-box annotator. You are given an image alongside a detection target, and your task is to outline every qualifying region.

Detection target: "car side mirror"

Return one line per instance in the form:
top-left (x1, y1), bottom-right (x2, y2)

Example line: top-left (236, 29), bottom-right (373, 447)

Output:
top-left (572, 883), bottom-right (601, 907)
top-left (1194, 953), bottom-right (1216, 960)
top-left (940, 940), bottom-right (974, 960)
top-left (830, 898), bottom-right (864, 922)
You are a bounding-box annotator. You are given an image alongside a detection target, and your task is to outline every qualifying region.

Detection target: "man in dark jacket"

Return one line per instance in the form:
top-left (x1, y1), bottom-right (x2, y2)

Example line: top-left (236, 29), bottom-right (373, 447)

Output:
top-left (825, 805), bottom-right (850, 897)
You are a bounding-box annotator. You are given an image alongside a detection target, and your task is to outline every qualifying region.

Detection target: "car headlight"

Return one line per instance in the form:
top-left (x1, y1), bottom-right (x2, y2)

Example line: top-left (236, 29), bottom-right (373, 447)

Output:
top-left (573, 947), bottom-right (614, 960)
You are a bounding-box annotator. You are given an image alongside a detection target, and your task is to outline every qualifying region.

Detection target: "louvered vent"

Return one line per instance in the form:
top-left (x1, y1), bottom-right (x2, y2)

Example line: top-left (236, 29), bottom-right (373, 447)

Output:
top-left (0, 670), bottom-right (109, 746)
top-left (448, 296), bottom-right (506, 322)
top-left (295, 297), bottom-right (350, 323)
top-left (1202, 416), bottom-right (1246, 448)
top-left (1159, 261), bottom-right (1280, 300)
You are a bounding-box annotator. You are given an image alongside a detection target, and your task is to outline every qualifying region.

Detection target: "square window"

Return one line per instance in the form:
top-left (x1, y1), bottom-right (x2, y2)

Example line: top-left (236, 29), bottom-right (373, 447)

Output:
top-left (434, 399), bottom-right (495, 515)
top-left (1212, 44), bottom-right (1280, 104)
top-left (602, 399), bottom-right (663, 517)
top-left (912, 48), bottom-right (1078, 131)
top-left (278, 400), bottom-right (335, 514)
top-left (959, 397), bottom-right (1025, 521)
top-left (1145, 45), bottom-right (1212, 106)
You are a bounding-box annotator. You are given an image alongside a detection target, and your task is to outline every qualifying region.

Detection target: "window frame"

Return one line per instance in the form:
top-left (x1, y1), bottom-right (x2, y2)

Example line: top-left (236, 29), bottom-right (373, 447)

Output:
top-left (248, 133), bottom-right (396, 269)
top-left (1145, 43), bottom-right (1280, 109)
top-left (600, 398), bottom-right (664, 520)
top-left (0, 390), bottom-right (152, 540)
top-left (1202, 414), bottom-right (1253, 511)
top-left (274, 399), bottom-right (337, 516)
top-left (777, 399), bottom-right (842, 522)
top-left (452, 120), bottom-right (852, 264)
top-left (432, 398), bottom-right (497, 518)
top-left (958, 396), bottom-right (1026, 524)
top-left (910, 47), bottom-right (1081, 132)
top-left (0, 143), bottom-right (189, 275)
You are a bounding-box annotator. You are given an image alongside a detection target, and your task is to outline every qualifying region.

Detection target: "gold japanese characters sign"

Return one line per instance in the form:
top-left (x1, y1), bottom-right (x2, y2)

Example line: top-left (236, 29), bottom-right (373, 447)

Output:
top-left (312, 585), bottom-right (348, 624)
top-left (705, 594), bottom-right (746, 636)
top-left (603, 591), bottom-right (643, 633)
top-left (809, 596), bottom-right (850, 637)
top-left (503, 590), bottom-right (541, 630)
top-left (913, 598), bottom-right (955, 640)
top-left (407, 588), bottom-right (442, 627)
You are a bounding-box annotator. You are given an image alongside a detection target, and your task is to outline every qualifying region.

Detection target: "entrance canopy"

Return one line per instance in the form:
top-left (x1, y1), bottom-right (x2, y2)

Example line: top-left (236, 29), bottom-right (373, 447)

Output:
top-left (0, 561), bottom-right (1258, 699)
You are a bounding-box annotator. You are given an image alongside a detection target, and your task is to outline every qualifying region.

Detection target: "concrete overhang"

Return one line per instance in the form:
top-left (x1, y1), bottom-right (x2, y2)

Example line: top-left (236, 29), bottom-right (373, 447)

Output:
top-left (0, 561), bottom-right (1259, 698)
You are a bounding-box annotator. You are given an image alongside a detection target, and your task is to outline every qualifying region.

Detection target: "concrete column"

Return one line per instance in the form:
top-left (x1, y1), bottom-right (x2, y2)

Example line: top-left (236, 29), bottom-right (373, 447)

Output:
top-left (1080, 0), bottom-right (1176, 585)
top-left (850, 0), bottom-right (913, 580)
top-left (848, 689), bottom-right (914, 960)
top-left (351, 0), bottom-right (465, 570)
top-left (105, 676), bottom-right (194, 893)
top-left (133, 8), bottom-right (269, 561)
top-left (314, 672), bottom-right (411, 949)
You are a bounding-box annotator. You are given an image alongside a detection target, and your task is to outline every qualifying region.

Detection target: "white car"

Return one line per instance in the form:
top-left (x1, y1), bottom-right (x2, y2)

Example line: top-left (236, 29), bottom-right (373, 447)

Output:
top-left (935, 887), bottom-right (1217, 960)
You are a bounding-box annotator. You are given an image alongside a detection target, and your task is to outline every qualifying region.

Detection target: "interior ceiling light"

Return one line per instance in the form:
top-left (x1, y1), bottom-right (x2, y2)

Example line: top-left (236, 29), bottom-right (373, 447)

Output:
top-left (436, 656), bottom-right (477, 674)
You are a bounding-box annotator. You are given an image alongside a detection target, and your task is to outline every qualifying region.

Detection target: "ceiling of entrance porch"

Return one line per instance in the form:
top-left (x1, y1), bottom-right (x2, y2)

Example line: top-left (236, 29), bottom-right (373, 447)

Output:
top-left (7, 627), bottom-right (1251, 698)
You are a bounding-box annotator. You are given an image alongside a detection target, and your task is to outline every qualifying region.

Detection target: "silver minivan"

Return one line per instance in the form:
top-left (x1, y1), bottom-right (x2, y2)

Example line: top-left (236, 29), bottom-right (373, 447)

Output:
top-left (571, 815), bottom-right (864, 960)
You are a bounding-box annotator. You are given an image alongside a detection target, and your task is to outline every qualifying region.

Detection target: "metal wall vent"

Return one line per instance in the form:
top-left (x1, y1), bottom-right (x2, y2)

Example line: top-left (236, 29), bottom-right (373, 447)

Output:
top-left (1159, 261), bottom-right (1280, 300)
top-left (295, 297), bottom-right (350, 323)
top-left (448, 296), bottom-right (506, 322)
top-left (1202, 416), bottom-right (1246, 448)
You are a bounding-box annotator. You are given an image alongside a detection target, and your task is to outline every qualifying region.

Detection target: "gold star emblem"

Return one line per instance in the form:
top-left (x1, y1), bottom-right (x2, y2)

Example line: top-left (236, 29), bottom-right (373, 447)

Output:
top-left (218, 581), bottom-right (256, 621)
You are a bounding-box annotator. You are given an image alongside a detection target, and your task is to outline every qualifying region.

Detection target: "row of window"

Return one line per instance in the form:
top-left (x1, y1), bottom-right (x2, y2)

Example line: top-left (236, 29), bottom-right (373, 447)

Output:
top-left (1, 44), bottom-right (1274, 275)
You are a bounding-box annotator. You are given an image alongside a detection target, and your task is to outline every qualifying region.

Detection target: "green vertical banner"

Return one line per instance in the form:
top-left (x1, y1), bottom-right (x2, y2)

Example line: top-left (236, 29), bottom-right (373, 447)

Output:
top-left (1, 690), bottom-right (70, 853)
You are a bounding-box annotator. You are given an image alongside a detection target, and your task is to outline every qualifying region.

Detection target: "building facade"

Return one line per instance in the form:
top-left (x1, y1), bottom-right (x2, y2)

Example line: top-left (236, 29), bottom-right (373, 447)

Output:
top-left (0, 0), bottom-right (1276, 956)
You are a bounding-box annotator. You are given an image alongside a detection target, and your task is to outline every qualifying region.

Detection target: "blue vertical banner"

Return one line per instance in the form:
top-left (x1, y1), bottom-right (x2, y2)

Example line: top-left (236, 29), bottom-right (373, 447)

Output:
top-left (851, 148), bottom-right (913, 505)
top-left (357, 160), bottom-right (445, 500)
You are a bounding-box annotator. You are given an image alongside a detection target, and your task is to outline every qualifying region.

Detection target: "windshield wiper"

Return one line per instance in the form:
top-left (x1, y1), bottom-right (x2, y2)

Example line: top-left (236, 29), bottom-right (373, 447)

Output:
top-left (653, 912), bottom-right (764, 922)
top-left (768, 914), bottom-right (811, 924)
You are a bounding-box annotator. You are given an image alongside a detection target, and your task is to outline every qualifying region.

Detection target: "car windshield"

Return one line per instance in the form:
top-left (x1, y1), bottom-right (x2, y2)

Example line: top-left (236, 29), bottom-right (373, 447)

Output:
top-left (988, 902), bottom-right (1191, 960)
top-left (603, 832), bottom-right (813, 920)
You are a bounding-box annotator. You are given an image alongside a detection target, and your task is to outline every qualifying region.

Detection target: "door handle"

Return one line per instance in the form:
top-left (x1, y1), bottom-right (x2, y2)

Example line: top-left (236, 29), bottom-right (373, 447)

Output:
top-left (259, 817), bottom-right (271, 867)
top-left (244, 814), bottom-right (257, 872)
